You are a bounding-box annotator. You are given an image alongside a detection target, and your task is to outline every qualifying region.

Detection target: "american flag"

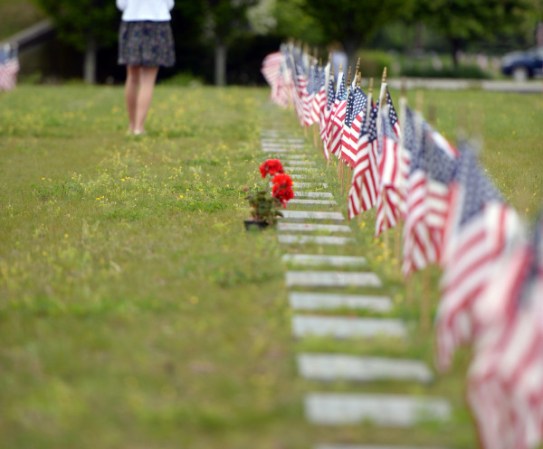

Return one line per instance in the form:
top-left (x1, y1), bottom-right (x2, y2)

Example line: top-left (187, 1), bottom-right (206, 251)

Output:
top-left (0, 44), bottom-right (19, 92)
top-left (293, 62), bottom-right (310, 127)
top-left (374, 90), bottom-right (407, 236)
top-left (327, 72), bottom-right (347, 157)
top-left (261, 51), bottom-right (290, 108)
top-left (303, 62), bottom-right (318, 126)
top-left (310, 64), bottom-right (327, 126)
top-left (436, 143), bottom-right (522, 371)
top-left (320, 71), bottom-right (336, 160)
top-left (402, 108), bottom-right (460, 276)
top-left (467, 212), bottom-right (543, 449)
top-left (340, 85), bottom-right (367, 168)
top-left (347, 102), bottom-right (379, 219)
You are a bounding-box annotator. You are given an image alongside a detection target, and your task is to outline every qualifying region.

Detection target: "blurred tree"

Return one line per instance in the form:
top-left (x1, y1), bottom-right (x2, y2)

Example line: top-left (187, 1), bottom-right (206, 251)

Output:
top-left (273, 0), bottom-right (323, 46)
top-left (412, 0), bottom-right (533, 66)
top-left (301, 0), bottom-right (412, 67)
top-left (203, 0), bottom-right (258, 85)
top-left (170, 0), bottom-right (207, 79)
top-left (32, 0), bottom-right (119, 84)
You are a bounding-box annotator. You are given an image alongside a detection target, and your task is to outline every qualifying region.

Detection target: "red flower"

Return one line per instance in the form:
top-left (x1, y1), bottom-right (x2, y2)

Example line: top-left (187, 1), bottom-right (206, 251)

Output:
top-left (272, 173), bottom-right (294, 207)
top-left (259, 159), bottom-right (284, 178)
top-left (271, 173), bottom-right (293, 188)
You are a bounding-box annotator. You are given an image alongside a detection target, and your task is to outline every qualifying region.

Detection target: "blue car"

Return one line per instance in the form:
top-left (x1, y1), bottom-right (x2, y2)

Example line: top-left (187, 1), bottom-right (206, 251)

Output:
top-left (501, 47), bottom-right (543, 80)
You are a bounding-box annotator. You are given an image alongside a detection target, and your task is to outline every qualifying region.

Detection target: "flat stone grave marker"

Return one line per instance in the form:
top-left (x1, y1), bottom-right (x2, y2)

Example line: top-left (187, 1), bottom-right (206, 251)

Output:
top-left (261, 138), bottom-right (304, 144)
top-left (293, 191), bottom-right (334, 199)
top-left (289, 199), bottom-right (337, 206)
top-left (292, 315), bottom-right (407, 339)
top-left (295, 182), bottom-right (329, 189)
top-left (261, 137), bottom-right (304, 142)
top-left (261, 143), bottom-right (305, 149)
top-left (315, 445), bottom-right (448, 449)
top-left (297, 354), bottom-right (434, 383)
top-left (278, 222), bottom-right (350, 233)
top-left (262, 148), bottom-right (290, 153)
top-left (284, 160), bottom-right (317, 165)
top-left (279, 235), bottom-right (353, 246)
top-left (305, 393), bottom-right (451, 426)
top-left (288, 292), bottom-right (392, 312)
top-left (283, 166), bottom-right (318, 172)
top-left (281, 211), bottom-right (344, 221)
top-left (286, 270), bottom-right (381, 288)
top-left (282, 254), bottom-right (366, 267)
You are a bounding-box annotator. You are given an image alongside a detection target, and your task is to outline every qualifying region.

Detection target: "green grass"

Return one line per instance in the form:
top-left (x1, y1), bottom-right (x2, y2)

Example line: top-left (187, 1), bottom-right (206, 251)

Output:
top-left (0, 85), bottom-right (542, 449)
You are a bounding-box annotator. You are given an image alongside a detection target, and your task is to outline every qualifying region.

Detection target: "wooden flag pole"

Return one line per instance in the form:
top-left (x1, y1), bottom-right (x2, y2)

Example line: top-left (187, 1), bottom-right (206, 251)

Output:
top-left (358, 77), bottom-right (374, 225)
top-left (396, 78), bottom-right (408, 270)
top-left (377, 67), bottom-right (390, 251)
top-left (418, 103), bottom-right (438, 331)
top-left (338, 65), bottom-right (353, 194)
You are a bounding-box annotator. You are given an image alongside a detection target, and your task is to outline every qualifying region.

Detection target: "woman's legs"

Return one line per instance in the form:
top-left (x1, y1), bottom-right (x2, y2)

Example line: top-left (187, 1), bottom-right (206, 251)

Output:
top-left (124, 65), bottom-right (159, 135)
top-left (125, 65), bottom-right (141, 133)
top-left (134, 66), bottom-right (159, 134)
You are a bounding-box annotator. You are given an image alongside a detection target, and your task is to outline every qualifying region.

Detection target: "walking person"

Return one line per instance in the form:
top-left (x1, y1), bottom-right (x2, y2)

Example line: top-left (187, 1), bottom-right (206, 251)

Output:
top-left (117, 0), bottom-right (175, 136)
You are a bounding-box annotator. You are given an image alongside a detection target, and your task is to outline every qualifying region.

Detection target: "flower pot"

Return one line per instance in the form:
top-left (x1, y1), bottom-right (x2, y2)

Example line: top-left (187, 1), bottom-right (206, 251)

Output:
top-left (244, 219), bottom-right (270, 231)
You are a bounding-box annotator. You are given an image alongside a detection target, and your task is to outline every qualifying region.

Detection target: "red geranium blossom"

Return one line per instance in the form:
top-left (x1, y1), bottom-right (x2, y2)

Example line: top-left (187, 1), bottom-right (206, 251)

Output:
top-left (272, 173), bottom-right (294, 207)
top-left (271, 173), bottom-right (293, 188)
top-left (259, 159), bottom-right (284, 178)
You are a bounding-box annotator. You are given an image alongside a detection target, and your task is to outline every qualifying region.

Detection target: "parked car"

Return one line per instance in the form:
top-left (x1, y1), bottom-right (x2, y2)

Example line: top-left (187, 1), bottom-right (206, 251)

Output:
top-left (501, 47), bottom-right (543, 80)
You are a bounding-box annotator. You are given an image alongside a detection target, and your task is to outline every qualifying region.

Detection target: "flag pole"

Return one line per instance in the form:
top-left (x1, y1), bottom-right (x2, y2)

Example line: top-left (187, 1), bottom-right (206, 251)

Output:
top-left (396, 78), bottom-right (408, 270)
top-left (377, 67), bottom-right (389, 250)
top-left (338, 65), bottom-right (353, 195)
top-left (419, 103), bottom-right (438, 332)
top-left (358, 76), bottom-right (374, 226)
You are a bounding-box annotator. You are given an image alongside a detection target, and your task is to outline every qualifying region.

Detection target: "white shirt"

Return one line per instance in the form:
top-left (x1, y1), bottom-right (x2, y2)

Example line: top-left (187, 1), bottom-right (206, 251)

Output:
top-left (116, 0), bottom-right (174, 21)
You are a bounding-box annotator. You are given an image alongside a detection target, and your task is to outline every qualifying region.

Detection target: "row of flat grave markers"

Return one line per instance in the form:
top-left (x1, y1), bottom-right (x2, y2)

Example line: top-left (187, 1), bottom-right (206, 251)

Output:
top-left (260, 128), bottom-right (452, 449)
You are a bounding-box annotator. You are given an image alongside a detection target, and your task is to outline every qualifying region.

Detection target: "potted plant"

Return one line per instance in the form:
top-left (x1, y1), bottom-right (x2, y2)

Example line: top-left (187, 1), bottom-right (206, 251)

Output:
top-left (244, 159), bottom-right (294, 230)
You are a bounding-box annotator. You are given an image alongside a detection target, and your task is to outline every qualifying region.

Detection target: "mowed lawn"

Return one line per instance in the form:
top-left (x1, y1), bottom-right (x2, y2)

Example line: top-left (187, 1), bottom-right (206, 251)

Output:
top-left (0, 84), bottom-right (542, 449)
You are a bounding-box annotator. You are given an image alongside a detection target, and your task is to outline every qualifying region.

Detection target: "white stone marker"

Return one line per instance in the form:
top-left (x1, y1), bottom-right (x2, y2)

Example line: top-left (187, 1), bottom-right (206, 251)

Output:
top-left (295, 182), bottom-right (329, 188)
top-left (292, 315), bottom-right (407, 339)
top-left (282, 254), bottom-right (366, 267)
top-left (283, 166), bottom-right (318, 172)
top-left (297, 354), bottom-right (434, 383)
top-left (281, 211), bottom-right (345, 221)
top-left (293, 192), bottom-right (334, 199)
top-left (284, 160), bottom-right (317, 165)
top-left (262, 148), bottom-right (289, 153)
top-left (316, 444), bottom-right (448, 449)
top-left (288, 292), bottom-right (392, 312)
top-left (291, 174), bottom-right (310, 180)
top-left (278, 222), bottom-right (351, 233)
top-left (279, 235), bottom-right (353, 246)
top-left (286, 271), bottom-right (381, 288)
top-left (289, 199), bottom-right (337, 206)
top-left (261, 144), bottom-right (305, 150)
top-left (305, 393), bottom-right (451, 426)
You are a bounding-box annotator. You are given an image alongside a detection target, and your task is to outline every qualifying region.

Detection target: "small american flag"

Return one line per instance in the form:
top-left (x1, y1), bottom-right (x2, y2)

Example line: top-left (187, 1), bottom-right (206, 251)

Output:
top-left (310, 64), bottom-right (326, 126)
top-left (0, 44), bottom-right (19, 92)
top-left (340, 85), bottom-right (367, 168)
top-left (347, 102), bottom-right (379, 219)
top-left (320, 72), bottom-right (336, 159)
top-left (293, 62), bottom-right (310, 127)
top-left (467, 212), bottom-right (543, 449)
top-left (374, 92), bottom-right (408, 236)
top-left (436, 143), bottom-right (522, 371)
top-left (328, 72), bottom-right (347, 157)
top-left (402, 108), bottom-right (459, 276)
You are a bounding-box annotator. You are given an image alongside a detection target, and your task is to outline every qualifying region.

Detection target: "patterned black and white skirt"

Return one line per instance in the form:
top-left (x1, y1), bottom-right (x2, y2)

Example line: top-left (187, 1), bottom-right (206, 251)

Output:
top-left (118, 21), bottom-right (175, 68)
